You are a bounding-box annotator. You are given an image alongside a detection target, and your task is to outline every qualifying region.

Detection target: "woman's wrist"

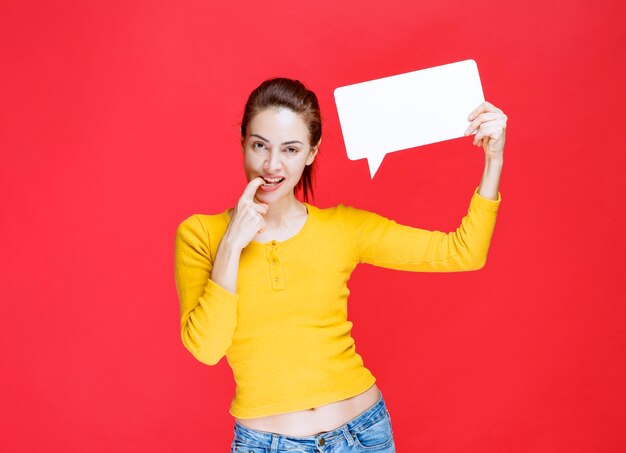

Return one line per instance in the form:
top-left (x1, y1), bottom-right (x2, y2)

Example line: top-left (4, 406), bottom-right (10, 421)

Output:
top-left (485, 154), bottom-right (504, 165)
top-left (477, 156), bottom-right (503, 200)
top-left (220, 232), bottom-right (244, 254)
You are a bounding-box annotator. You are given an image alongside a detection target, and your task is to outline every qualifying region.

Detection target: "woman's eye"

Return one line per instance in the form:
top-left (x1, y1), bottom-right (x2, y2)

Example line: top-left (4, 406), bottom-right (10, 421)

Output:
top-left (285, 147), bottom-right (299, 153)
top-left (253, 142), bottom-right (265, 150)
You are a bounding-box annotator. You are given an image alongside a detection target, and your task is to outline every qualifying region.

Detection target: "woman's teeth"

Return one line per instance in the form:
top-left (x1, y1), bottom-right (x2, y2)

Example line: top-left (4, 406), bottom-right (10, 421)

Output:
top-left (262, 177), bottom-right (284, 186)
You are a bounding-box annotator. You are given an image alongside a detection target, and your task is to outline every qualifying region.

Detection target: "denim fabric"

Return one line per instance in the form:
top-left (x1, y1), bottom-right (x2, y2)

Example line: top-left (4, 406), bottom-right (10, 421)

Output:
top-left (230, 391), bottom-right (396, 452)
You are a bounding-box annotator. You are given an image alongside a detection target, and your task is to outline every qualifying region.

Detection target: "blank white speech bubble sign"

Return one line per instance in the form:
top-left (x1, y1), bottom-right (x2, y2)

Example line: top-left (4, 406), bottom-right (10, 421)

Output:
top-left (333, 59), bottom-right (485, 178)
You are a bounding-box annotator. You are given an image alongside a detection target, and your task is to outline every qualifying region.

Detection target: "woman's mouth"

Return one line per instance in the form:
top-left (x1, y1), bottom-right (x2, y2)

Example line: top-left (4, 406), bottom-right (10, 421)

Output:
top-left (259, 176), bottom-right (285, 192)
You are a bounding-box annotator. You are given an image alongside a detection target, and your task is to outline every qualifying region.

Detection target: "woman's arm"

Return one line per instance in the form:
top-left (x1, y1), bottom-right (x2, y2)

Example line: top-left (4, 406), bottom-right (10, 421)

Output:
top-left (210, 237), bottom-right (243, 295)
top-left (210, 177), bottom-right (269, 293)
top-left (477, 157), bottom-right (503, 201)
top-left (175, 216), bottom-right (240, 366)
top-left (340, 101), bottom-right (508, 272)
top-left (341, 188), bottom-right (500, 272)
top-left (174, 178), bottom-right (267, 366)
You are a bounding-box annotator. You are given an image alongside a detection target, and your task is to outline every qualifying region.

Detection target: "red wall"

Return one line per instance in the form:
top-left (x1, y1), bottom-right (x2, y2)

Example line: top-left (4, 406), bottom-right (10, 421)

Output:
top-left (1, 1), bottom-right (624, 452)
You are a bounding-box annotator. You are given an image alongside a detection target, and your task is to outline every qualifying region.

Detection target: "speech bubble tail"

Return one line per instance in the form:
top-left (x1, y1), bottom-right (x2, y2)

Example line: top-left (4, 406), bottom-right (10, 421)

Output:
top-left (367, 154), bottom-right (384, 179)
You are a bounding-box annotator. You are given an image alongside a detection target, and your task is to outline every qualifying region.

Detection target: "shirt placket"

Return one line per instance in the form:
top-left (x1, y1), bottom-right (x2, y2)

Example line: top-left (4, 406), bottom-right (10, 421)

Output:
top-left (266, 240), bottom-right (285, 291)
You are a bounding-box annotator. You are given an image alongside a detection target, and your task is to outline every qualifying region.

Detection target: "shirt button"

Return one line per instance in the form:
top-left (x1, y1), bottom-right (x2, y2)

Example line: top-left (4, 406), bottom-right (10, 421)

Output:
top-left (274, 277), bottom-right (279, 282)
top-left (272, 260), bottom-right (278, 264)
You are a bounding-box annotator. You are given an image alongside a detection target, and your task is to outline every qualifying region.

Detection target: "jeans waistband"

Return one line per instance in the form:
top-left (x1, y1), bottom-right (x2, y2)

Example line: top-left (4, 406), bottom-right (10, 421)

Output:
top-left (232, 390), bottom-right (388, 450)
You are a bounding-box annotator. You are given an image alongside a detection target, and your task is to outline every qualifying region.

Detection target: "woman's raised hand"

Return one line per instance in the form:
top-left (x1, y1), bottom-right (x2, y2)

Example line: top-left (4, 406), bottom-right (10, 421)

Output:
top-left (464, 101), bottom-right (507, 161)
top-left (224, 177), bottom-right (269, 250)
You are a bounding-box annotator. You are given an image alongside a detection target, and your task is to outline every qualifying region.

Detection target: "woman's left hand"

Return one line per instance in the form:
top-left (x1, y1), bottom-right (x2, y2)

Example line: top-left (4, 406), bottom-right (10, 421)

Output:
top-left (464, 101), bottom-right (507, 160)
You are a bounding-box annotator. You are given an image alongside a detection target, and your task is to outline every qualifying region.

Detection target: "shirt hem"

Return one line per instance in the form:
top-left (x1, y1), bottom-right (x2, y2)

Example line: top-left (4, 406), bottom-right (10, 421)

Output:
top-left (228, 373), bottom-right (377, 419)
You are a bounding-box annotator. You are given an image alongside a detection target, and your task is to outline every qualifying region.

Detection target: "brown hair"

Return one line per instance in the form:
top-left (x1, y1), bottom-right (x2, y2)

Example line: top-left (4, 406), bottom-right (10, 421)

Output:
top-left (240, 78), bottom-right (322, 202)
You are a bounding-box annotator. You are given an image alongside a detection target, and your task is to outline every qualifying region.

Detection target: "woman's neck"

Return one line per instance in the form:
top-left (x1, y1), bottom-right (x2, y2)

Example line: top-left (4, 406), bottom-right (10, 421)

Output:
top-left (258, 192), bottom-right (307, 228)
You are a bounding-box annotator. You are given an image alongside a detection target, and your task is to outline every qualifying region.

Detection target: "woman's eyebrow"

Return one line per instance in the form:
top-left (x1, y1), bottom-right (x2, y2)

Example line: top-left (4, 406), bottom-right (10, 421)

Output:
top-left (251, 134), bottom-right (303, 145)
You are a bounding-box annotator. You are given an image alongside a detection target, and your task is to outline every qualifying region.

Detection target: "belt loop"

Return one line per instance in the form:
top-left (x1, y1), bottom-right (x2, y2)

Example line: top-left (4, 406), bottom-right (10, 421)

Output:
top-left (341, 425), bottom-right (355, 446)
top-left (270, 434), bottom-right (280, 452)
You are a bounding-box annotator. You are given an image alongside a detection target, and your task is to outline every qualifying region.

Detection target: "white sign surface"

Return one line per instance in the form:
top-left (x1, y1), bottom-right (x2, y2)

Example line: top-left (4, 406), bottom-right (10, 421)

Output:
top-left (334, 59), bottom-right (485, 178)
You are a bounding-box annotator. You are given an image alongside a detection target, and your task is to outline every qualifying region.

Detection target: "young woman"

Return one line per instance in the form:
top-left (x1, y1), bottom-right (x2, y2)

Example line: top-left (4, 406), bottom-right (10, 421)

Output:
top-left (174, 78), bottom-right (506, 452)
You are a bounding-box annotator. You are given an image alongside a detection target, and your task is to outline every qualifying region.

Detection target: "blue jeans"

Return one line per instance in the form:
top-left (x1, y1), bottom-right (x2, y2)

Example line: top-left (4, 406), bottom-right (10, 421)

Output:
top-left (230, 391), bottom-right (396, 452)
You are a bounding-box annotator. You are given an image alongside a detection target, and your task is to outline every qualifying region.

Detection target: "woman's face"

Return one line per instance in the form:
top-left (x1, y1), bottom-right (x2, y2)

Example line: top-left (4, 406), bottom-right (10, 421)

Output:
top-left (242, 107), bottom-right (318, 204)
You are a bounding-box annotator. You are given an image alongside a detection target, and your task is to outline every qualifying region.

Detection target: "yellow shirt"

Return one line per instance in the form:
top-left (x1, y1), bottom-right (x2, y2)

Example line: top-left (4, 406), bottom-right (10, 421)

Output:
top-left (174, 186), bottom-right (501, 418)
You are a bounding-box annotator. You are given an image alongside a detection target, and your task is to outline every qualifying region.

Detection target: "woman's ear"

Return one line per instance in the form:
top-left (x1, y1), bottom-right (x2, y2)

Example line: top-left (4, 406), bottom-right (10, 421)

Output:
top-left (306, 138), bottom-right (321, 166)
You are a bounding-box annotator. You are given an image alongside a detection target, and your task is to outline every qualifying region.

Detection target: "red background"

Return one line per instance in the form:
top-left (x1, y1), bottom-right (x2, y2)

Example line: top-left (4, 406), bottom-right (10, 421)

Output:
top-left (1, 1), bottom-right (625, 452)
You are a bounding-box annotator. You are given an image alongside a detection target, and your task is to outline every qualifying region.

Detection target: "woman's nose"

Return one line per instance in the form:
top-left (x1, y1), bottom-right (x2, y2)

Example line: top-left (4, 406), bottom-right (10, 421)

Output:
top-left (264, 150), bottom-right (282, 172)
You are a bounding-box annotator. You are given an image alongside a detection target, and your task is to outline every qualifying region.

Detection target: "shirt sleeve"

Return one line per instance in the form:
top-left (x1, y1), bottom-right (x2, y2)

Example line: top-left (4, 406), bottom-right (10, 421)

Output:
top-left (174, 214), bottom-right (239, 365)
top-left (341, 187), bottom-right (502, 272)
